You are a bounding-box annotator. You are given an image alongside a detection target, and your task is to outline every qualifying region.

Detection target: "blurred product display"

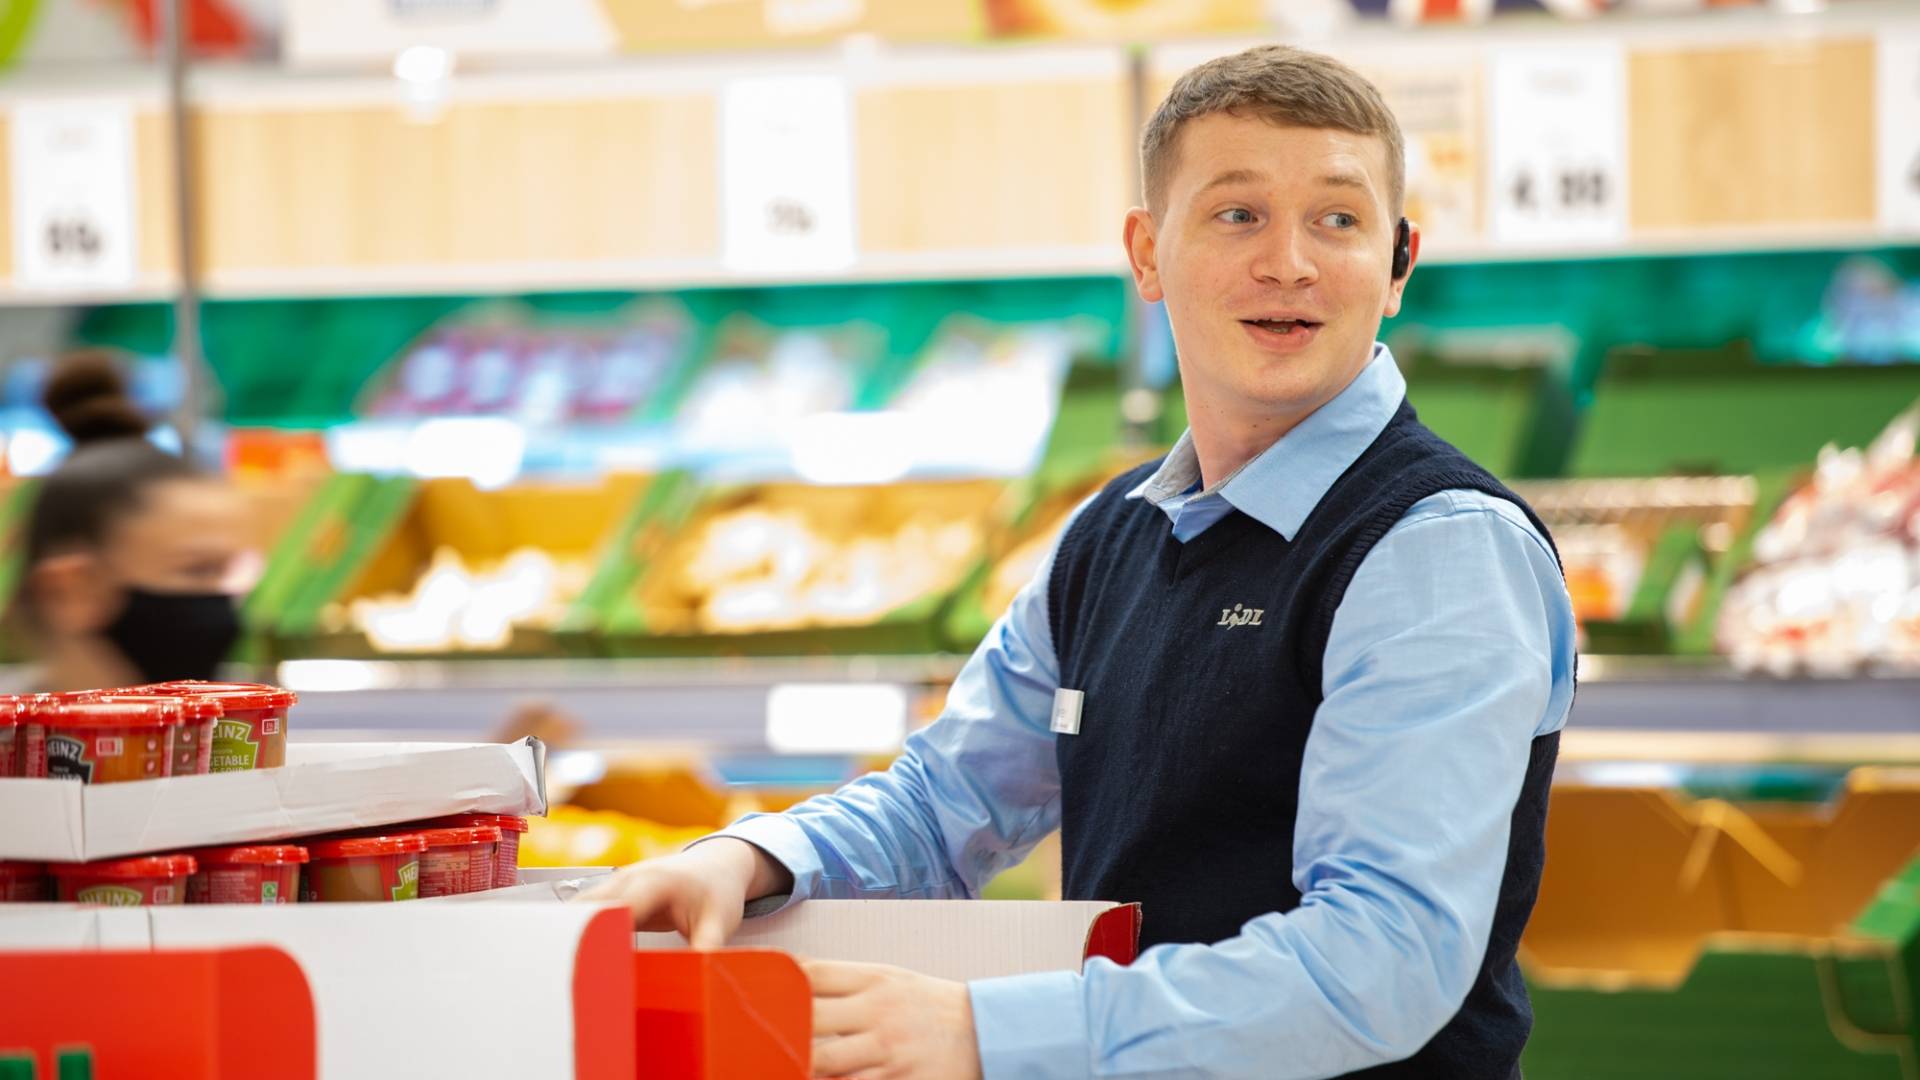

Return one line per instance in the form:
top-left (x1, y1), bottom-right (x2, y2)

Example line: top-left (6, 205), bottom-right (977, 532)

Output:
top-left (1717, 408), bottom-right (1920, 675)
top-left (337, 546), bottom-right (594, 654)
top-left (638, 481), bottom-right (997, 635)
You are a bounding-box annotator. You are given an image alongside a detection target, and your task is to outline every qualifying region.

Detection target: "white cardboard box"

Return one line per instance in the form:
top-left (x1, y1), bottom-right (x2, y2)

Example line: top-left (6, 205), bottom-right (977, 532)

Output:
top-left (0, 895), bottom-right (1138, 1078)
top-left (638, 898), bottom-right (1131, 982)
top-left (0, 901), bottom-right (619, 1080)
top-left (460, 872), bottom-right (1138, 983)
top-left (0, 739), bottom-right (546, 861)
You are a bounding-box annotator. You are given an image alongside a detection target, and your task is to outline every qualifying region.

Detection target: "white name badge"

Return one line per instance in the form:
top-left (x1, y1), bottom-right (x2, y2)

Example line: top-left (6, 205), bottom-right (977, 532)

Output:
top-left (1050, 689), bottom-right (1085, 736)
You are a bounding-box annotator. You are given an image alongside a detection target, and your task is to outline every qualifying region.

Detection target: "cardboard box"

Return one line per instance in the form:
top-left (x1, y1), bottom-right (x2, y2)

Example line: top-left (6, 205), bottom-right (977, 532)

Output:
top-left (0, 739), bottom-right (546, 862)
top-left (638, 898), bottom-right (1137, 982)
top-left (0, 894), bottom-right (1137, 1079)
top-left (0, 902), bottom-right (631, 1080)
top-left (465, 872), bottom-right (1140, 982)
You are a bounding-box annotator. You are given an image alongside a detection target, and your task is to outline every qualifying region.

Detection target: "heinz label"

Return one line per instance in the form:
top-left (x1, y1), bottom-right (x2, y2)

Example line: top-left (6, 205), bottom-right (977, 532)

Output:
top-left (393, 861), bottom-right (419, 902)
top-left (45, 734), bottom-right (92, 782)
top-left (76, 885), bottom-right (144, 906)
top-left (211, 719), bottom-right (258, 772)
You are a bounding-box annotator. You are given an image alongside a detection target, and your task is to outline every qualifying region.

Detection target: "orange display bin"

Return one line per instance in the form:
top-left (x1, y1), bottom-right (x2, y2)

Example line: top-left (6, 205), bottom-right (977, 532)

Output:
top-left (0, 946), bottom-right (315, 1079)
top-left (633, 950), bottom-right (812, 1079)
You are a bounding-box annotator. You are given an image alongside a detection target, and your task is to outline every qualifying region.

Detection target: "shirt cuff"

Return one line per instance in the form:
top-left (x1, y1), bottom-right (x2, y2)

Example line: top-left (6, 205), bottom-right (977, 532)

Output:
top-left (969, 970), bottom-right (1092, 1080)
top-left (693, 812), bottom-right (823, 916)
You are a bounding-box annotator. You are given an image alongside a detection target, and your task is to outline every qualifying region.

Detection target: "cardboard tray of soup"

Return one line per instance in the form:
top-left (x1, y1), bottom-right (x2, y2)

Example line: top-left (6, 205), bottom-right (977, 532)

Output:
top-left (0, 738), bottom-right (546, 862)
top-left (0, 896), bottom-right (1139, 1080)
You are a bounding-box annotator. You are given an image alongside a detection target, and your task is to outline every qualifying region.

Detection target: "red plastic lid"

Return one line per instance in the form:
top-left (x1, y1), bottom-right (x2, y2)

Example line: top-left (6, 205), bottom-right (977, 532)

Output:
top-left (96, 694), bottom-right (224, 722)
top-left (0, 696), bottom-right (25, 721)
top-left (128, 681), bottom-right (297, 711)
top-left (0, 861), bottom-right (45, 877)
top-left (306, 834), bottom-right (428, 860)
top-left (429, 813), bottom-right (529, 834)
top-left (18, 691), bottom-right (99, 717)
top-left (41, 700), bottom-right (181, 729)
top-left (414, 826), bottom-right (503, 850)
top-left (50, 854), bottom-right (199, 879)
top-left (191, 844), bottom-right (308, 866)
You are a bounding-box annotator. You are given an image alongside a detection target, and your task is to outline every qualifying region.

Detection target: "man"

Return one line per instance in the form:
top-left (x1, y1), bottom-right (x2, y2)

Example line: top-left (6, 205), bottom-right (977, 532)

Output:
top-left (584, 44), bottom-right (1576, 1080)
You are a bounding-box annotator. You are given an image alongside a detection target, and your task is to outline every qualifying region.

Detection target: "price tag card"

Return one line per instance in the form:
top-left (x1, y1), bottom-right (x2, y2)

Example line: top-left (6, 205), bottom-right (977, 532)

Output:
top-left (9, 101), bottom-right (139, 290)
top-left (1878, 32), bottom-right (1920, 232)
top-left (720, 75), bottom-right (857, 275)
top-left (1488, 45), bottom-right (1628, 247)
top-left (1365, 60), bottom-right (1484, 249)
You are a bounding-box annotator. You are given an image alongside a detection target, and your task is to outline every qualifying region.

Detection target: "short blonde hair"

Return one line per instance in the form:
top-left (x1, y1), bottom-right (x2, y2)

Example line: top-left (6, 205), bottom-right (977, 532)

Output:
top-left (1142, 45), bottom-right (1405, 217)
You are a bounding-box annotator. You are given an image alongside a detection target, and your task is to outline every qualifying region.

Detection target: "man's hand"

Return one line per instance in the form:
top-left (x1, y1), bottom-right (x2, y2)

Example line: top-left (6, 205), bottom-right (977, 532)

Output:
top-left (573, 837), bottom-right (792, 948)
top-left (807, 960), bottom-right (983, 1080)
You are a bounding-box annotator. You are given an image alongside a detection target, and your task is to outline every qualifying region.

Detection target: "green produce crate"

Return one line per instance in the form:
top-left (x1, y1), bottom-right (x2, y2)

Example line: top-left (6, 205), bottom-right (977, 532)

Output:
top-left (265, 475), bottom-right (647, 661)
top-left (603, 477), bottom-right (1009, 659)
top-left (0, 479), bottom-right (39, 662)
top-left (1522, 781), bottom-right (1920, 1080)
top-left (1571, 350), bottom-right (1920, 479)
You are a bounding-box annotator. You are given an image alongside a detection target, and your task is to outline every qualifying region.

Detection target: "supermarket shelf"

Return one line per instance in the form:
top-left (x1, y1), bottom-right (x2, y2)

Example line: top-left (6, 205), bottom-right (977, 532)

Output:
top-left (264, 655), bottom-right (1920, 750)
top-left (190, 247), bottom-right (1132, 300)
top-left (1569, 657), bottom-right (1920, 736)
top-left (272, 655), bottom-right (967, 750)
top-left (3, 0), bottom-right (1916, 305)
top-left (0, 279), bottom-right (179, 309)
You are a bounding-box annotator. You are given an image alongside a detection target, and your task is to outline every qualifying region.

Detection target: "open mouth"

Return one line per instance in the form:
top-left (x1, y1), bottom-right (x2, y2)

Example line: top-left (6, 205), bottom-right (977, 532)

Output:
top-left (1240, 318), bottom-right (1323, 347)
top-left (1242, 318), bottom-right (1320, 334)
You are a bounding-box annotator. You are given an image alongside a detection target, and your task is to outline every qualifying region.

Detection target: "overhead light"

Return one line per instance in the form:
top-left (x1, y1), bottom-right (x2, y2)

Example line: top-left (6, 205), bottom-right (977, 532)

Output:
top-left (8, 427), bottom-right (63, 476)
top-left (393, 45), bottom-right (455, 121)
top-left (790, 411), bottom-right (915, 485)
top-left (278, 659), bottom-right (404, 694)
top-left (393, 45), bottom-right (454, 86)
top-left (404, 417), bottom-right (526, 489)
top-left (766, 683), bottom-right (909, 755)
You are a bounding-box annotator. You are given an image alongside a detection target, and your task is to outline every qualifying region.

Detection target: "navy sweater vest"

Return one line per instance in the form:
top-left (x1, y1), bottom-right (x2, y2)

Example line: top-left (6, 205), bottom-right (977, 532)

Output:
top-left (1047, 399), bottom-right (1562, 1079)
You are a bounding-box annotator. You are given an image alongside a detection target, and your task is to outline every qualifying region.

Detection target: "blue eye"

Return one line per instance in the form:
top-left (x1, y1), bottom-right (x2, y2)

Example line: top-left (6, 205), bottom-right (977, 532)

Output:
top-left (1321, 212), bottom-right (1359, 229)
top-left (1217, 208), bottom-right (1255, 225)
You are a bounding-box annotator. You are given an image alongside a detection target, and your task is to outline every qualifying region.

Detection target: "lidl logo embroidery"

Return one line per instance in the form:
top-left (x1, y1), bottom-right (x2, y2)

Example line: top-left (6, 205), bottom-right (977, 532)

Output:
top-left (1217, 604), bottom-right (1264, 628)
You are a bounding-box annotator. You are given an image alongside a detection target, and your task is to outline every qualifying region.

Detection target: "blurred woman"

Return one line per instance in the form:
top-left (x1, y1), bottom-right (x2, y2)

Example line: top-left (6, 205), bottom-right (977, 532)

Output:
top-left (13, 351), bottom-right (249, 692)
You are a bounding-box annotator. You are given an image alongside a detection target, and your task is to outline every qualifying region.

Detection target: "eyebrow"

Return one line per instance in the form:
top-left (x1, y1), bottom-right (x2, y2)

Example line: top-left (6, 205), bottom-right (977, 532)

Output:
top-left (1192, 168), bottom-right (1375, 200)
top-left (1194, 168), bottom-right (1268, 198)
top-left (1316, 170), bottom-right (1373, 195)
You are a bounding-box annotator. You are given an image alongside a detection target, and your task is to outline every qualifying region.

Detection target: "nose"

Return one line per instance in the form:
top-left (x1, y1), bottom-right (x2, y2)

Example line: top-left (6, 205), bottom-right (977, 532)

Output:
top-left (1248, 220), bottom-right (1317, 288)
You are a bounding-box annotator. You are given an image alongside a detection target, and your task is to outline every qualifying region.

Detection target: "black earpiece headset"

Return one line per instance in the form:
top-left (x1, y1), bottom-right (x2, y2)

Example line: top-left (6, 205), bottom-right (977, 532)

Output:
top-left (1391, 217), bottom-right (1412, 281)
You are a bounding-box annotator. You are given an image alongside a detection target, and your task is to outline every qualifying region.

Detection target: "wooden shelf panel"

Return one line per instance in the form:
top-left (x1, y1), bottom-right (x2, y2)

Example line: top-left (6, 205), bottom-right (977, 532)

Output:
top-left (0, 5), bottom-right (1910, 303)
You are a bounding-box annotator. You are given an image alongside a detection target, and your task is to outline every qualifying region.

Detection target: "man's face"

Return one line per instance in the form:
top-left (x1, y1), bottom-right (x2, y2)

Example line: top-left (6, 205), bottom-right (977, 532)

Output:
top-left (1126, 113), bottom-right (1414, 432)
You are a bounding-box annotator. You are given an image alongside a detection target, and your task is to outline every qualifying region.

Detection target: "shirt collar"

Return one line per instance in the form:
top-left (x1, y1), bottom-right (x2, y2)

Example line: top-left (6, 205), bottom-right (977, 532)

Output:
top-left (1127, 343), bottom-right (1407, 541)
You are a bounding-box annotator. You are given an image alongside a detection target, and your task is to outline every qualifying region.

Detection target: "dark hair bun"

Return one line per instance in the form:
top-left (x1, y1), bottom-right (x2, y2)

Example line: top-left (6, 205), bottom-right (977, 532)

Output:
top-left (43, 350), bottom-right (150, 446)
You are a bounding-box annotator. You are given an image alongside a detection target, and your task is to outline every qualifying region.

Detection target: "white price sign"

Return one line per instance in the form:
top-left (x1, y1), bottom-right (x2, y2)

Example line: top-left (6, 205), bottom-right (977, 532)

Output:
top-left (1488, 45), bottom-right (1628, 247)
top-left (720, 76), bottom-right (856, 275)
top-left (1366, 61), bottom-right (1484, 248)
top-left (1877, 33), bottom-right (1920, 232)
top-left (9, 102), bottom-right (139, 290)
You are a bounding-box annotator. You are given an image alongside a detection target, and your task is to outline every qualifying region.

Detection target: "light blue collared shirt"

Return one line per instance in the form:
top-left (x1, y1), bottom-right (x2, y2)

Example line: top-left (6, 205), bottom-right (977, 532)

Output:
top-left (717, 344), bottom-right (1577, 1079)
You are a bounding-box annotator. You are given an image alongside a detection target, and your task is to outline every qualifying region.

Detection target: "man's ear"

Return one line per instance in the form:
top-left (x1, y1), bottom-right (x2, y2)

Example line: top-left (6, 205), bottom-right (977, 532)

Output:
top-left (1382, 219), bottom-right (1421, 319)
top-left (28, 552), bottom-right (119, 635)
top-left (1124, 207), bottom-right (1163, 304)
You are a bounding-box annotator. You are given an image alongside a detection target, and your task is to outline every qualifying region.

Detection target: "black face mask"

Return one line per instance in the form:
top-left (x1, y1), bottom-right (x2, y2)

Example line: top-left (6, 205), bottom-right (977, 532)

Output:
top-left (103, 589), bottom-right (243, 684)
